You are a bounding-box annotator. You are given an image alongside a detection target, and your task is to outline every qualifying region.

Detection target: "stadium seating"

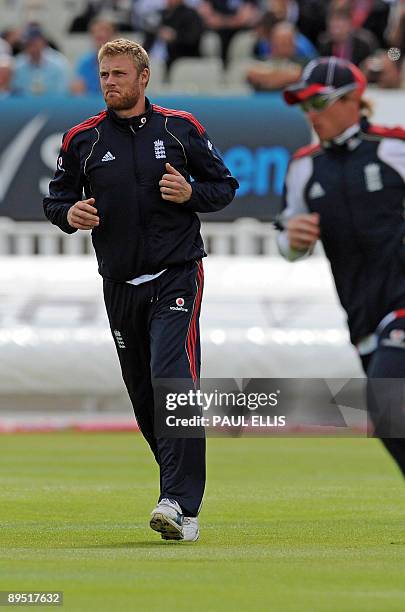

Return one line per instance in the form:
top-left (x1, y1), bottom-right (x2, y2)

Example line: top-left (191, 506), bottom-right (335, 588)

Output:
top-left (168, 57), bottom-right (224, 94)
top-left (227, 30), bottom-right (256, 63)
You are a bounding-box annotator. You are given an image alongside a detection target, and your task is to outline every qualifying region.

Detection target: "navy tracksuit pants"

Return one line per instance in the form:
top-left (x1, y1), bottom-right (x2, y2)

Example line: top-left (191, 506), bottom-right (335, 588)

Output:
top-left (361, 316), bottom-right (405, 478)
top-left (103, 260), bottom-right (205, 517)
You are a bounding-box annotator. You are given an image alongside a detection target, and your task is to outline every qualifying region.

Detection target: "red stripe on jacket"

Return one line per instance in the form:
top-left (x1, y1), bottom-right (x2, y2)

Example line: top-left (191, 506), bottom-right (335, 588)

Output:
top-left (292, 143), bottom-right (321, 160)
top-left (152, 104), bottom-right (205, 136)
top-left (368, 125), bottom-right (405, 141)
top-left (62, 111), bottom-right (107, 152)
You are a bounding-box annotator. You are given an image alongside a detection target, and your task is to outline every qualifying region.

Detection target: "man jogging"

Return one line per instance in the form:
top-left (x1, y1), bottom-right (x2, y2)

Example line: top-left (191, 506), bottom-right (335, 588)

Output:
top-left (43, 39), bottom-right (238, 541)
top-left (278, 56), bottom-right (405, 477)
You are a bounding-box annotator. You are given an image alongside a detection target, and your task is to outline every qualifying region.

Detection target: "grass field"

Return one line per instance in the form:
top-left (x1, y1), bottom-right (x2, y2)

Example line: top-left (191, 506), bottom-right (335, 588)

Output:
top-left (0, 433), bottom-right (405, 612)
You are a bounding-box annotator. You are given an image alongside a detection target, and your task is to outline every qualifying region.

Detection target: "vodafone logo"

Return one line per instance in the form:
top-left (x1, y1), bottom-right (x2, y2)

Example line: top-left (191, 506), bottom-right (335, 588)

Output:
top-left (382, 327), bottom-right (405, 349)
top-left (390, 329), bottom-right (405, 343)
top-left (170, 297), bottom-right (188, 313)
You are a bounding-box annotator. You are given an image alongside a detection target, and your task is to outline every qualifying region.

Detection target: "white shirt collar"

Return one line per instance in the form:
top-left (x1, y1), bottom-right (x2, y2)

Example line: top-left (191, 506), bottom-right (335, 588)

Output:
top-left (332, 123), bottom-right (361, 145)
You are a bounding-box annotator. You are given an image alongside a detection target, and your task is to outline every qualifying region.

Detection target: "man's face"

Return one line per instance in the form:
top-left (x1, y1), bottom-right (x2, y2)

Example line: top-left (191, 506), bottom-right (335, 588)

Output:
top-left (25, 36), bottom-right (46, 61)
top-left (99, 54), bottom-right (148, 112)
top-left (91, 21), bottom-right (115, 49)
top-left (271, 29), bottom-right (295, 59)
top-left (329, 16), bottom-right (351, 43)
top-left (304, 95), bottom-right (360, 141)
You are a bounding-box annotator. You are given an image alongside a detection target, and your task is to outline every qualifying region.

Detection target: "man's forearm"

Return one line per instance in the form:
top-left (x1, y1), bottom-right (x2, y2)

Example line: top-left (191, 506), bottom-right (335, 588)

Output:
top-left (185, 180), bottom-right (237, 213)
top-left (43, 200), bottom-right (77, 234)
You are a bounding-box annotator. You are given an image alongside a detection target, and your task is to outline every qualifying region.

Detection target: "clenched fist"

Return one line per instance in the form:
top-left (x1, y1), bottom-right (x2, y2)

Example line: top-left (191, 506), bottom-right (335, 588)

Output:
top-left (287, 213), bottom-right (320, 250)
top-left (67, 198), bottom-right (99, 230)
top-left (159, 163), bottom-right (192, 204)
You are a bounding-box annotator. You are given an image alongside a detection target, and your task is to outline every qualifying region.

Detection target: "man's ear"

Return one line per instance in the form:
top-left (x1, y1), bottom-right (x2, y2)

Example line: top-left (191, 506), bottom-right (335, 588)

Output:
top-left (141, 68), bottom-right (150, 87)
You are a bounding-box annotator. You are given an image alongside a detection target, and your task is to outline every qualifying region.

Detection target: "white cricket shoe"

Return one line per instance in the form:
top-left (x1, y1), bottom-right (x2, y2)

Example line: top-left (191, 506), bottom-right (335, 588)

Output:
top-left (150, 498), bottom-right (184, 540)
top-left (182, 517), bottom-right (199, 541)
top-left (161, 516), bottom-right (199, 542)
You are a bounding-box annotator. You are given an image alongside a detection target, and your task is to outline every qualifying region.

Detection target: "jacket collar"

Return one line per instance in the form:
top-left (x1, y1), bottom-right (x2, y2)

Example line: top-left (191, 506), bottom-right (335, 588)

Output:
top-left (323, 121), bottom-right (363, 152)
top-left (107, 97), bottom-right (153, 131)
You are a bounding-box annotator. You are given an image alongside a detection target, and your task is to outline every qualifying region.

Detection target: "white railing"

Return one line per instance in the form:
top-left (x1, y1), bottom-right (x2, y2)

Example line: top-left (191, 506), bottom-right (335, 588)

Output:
top-left (0, 217), bottom-right (321, 257)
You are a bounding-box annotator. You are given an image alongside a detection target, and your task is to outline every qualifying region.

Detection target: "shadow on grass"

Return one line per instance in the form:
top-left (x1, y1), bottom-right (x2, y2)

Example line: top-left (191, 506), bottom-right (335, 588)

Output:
top-left (79, 540), bottom-right (189, 548)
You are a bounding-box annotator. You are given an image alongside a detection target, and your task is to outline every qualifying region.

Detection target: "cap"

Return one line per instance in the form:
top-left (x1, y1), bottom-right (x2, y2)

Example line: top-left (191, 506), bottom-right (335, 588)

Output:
top-left (22, 23), bottom-right (45, 45)
top-left (283, 57), bottom-right (367, 105)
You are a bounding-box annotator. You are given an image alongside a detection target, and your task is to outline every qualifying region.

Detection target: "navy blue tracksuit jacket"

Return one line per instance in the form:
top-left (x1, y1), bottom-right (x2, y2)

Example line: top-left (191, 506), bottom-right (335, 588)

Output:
top-left (277, 119), bottom-right (405, 346)
top-left (43, 97), bottom-right (238, 280)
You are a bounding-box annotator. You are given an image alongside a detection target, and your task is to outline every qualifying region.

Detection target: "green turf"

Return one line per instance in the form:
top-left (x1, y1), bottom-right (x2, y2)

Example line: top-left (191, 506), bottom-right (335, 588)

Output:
top-left (0, 434), bottom-right (404, 612)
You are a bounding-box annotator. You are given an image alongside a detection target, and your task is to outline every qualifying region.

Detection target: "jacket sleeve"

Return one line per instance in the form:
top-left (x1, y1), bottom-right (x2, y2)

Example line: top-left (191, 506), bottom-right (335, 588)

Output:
top-left (43, 134), bottom-right (83, 234)
top-left (276, 155), bottom-right (313, 261)
top-left (184, 125), bottom-right (239, 213)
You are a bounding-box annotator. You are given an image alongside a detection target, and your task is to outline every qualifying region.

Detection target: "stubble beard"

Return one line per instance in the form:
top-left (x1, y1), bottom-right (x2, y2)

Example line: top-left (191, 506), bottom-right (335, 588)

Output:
top-left (104, 85), bottom-right (140, 111)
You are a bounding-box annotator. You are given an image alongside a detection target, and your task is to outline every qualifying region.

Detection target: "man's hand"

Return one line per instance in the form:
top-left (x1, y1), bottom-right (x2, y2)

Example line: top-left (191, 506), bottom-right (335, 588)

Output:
top-left (287, 213), bottom-right (320, 250)
top-left (159, 163), bottom-right (192, 204)
top-left (67, 198), bottom-right (99, 230)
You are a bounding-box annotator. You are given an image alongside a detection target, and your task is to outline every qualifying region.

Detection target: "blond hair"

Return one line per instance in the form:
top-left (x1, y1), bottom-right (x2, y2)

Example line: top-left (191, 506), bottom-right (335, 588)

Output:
top-left (98, 38), bottom-right (150, 79)
top-left (343, 92), bottom-right (374, 118)
top-left (360, 97), bottom-right (374, 118)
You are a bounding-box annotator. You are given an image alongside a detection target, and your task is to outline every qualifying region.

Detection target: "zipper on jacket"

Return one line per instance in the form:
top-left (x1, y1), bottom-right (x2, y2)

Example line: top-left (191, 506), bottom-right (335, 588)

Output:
top-left (129, 124), bottom-right (144, 227)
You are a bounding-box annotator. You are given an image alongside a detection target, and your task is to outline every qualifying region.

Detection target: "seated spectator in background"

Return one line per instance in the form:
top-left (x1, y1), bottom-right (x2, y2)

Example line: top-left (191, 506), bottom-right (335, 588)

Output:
top-left (70, 0), bottom-right (132, 32)
top-left (388, 0), bottom-right (405, 56)
top-left (265, 0), bottom-right (327, 47)
top-left (318, 6), bottom-right (378, 66)
top-left (247, 21), bottom-right (306, 91)
top-left (132, 0), bottom-right (166, 32)
top-left (0, 36), bottom-right (11, 56)
top-left (0, 55), bottom-right (14, 97)
top-left (12, 24), bottom-right (71, 95)
top-left (332, 0), bottom-right (390, 48)
top-left (144, 0), bottom-right (203, 73)
top-left (2, 28), bottom-right (23, 56)
top-left (361, 49), bottom-right (402, 89)
top-left (71, 17), bottom-right (117, 95)
top-left (198, 0), bottom-right (260, 67)
top-left (3, 25), bottom-right (62, 56)
top-left (254, 10), bottom-right (317, 61)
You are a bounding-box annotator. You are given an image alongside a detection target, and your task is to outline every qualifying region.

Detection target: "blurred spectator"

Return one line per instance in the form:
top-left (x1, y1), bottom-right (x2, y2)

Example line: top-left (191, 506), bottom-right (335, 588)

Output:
top-left (71, 18), bottom-right (118, 95)
top-left (144, 0), bottom-right (203, 73)
top-left (253, 10), bottom-right (317, 61)
top-left (70, 1), bottom-right (132, 32)
top-left (352, 0), bottom-right (389, 36)
top-left (247, 21), bottom-right (306, 91)
top-left (132, 0), bottom-right (166, 32)
top-left (318, 6), bottom-right (378, 66)
top-left (265, 0), bottom-right (327, 47)
top-left (0, 55), bottom-right (14, 97)
top-left (0, 35), bottom-right (12, 56)
top-left (2, 28), bottom-right (23, 56)
top-left (12, 24), bottom-right (71, 95)
top-left (388, 0), bottom-right (405, 56)
top-left (3, 25), bottom-right (61, 56)
top-left (332, 0), bottom-right (390, 48)
top-left (361, 49), bottom-right (402, 88)
top-left (198, 0), bottom-right (261, 67)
